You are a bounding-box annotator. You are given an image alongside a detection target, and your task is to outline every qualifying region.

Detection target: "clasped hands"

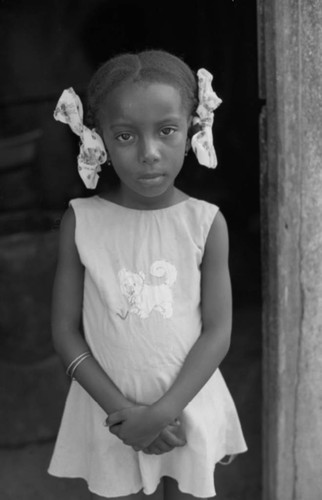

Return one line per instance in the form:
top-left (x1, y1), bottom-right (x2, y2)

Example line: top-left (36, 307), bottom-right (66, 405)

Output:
top-left (105, 404), bottom-right (186, 455)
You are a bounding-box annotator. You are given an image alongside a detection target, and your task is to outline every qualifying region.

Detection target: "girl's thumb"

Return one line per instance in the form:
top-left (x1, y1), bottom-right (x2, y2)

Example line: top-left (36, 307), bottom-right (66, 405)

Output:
top-left (105, 410), bottom-right (124, 427)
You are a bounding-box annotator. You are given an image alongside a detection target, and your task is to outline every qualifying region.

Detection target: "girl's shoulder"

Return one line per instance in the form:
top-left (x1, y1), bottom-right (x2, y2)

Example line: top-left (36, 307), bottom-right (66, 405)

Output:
top-left (69, 195), bottom-right (98, 209)
top-left (175, 196), bottom-right (221, 249)
top-left (68, 195), bottom-right (113, 219)
top-left (173, 188), bottom-right (218, 210)
top-left (65, 196), bottom-right (105, 229)
top-left (186, 195), bottom-right (219, 209)
top-left (184, 196), bottom-right (220, 222)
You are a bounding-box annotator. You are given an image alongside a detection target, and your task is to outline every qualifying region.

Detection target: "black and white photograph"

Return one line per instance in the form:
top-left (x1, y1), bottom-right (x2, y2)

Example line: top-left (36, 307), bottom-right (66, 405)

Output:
top-left (1, 1), bottom-right (321, 499)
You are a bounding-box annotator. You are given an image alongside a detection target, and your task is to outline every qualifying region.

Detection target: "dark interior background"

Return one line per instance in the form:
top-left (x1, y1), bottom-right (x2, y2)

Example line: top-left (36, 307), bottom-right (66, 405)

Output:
top-left (0, 1), bottom-right (262, 498)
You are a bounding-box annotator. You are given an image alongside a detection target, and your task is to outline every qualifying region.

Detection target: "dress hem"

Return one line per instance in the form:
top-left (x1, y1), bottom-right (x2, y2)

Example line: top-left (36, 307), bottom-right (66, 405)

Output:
top-left (48, 447), bottom-right (247, 498)
top-left (48, 470), bottom-right (215, 498)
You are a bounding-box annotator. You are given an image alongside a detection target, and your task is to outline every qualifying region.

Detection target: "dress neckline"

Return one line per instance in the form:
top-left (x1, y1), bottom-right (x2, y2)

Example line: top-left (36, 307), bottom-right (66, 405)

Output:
top-left (95, 195), bottom-right (192, 213)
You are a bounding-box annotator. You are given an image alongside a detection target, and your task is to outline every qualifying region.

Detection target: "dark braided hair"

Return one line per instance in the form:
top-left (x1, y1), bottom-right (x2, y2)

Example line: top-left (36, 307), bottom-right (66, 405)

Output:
top-left (86, 50), bottom-right (198, 131)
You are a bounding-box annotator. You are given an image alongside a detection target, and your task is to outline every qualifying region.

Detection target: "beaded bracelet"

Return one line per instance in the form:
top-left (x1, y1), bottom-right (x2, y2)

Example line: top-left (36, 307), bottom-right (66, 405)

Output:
top-left (66, 351), bottom-right (91, 379)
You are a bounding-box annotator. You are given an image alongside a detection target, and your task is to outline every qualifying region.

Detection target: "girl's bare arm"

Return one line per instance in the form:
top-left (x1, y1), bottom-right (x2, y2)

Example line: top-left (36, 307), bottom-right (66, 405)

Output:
top-left (51, 207), bottom-right (132, 414)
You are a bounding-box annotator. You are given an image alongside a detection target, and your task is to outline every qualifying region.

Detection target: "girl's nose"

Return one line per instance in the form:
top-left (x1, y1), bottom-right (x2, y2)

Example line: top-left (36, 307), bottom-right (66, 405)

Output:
top-left (140, 138), bottom-right (161, 165)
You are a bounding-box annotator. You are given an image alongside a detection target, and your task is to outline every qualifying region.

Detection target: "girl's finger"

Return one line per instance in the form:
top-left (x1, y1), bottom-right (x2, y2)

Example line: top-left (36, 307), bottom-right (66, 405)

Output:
top-left (147, 446), bottom-right (163, 455)
top-left (161, 429), bottom-right (186, 447)
top-left (106, 410), bottom-right (124, 426)
top-left (155, 442), bottom-right (173, 454)
top-left (108, 423), bottom-right (122, 436)
top-left (147, 438), bottom-right (174, 455)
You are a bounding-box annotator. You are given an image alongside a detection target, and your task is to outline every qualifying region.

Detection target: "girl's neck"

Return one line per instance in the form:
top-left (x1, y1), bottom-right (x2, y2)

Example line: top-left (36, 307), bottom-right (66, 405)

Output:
top-left (99, 184), bottom-right (188, 211)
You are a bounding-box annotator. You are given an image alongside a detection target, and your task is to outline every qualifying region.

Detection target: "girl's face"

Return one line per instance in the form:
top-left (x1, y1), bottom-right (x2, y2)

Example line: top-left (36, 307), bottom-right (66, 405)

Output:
top-left (100, 81), bottom-right (191, 207)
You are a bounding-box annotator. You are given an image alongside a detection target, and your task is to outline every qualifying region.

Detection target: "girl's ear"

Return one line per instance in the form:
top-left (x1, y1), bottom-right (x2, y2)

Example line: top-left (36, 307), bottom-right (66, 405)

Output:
top-left (187, 114), bottom-right (201, 141)
top-left (187, 115), bottom-right (193, 143)
top-left (106, 151), bottom-right (112, 166)
top-left (185, 137), bottom-right (191, 154)
top-left (98, 130), bottom-right (111, 165)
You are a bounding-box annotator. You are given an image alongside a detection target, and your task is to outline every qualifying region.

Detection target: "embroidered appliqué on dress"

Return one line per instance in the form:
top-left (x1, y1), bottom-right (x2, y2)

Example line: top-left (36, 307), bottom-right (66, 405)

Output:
top-left (118, 260), bottom-right (177, 319)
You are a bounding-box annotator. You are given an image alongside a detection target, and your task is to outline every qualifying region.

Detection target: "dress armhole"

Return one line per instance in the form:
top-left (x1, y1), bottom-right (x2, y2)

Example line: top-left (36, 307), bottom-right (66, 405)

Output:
top-left (202, 204), bottom-right (220, 251)
top-left (67, 199), bottom-right (81, 261)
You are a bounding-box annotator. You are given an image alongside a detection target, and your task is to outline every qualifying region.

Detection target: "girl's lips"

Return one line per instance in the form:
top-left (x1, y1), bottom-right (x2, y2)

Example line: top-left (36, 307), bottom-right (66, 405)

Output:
top-left (138, 174), bottom-right (165, 185)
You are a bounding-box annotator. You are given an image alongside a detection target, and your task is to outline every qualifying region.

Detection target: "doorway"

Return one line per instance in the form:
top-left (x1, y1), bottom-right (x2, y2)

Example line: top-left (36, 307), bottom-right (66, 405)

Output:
top-left (0, 1), bottom-right (261, 498)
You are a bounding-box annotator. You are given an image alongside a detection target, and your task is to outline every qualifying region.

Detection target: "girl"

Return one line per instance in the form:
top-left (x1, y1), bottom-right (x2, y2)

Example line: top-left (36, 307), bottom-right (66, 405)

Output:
top-left (48, 50), bottom-right (247, 500)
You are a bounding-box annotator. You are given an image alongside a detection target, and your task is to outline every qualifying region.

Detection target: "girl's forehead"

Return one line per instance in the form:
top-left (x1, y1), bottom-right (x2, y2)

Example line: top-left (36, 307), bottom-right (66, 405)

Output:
top-left (100, 82), bottom-right (188, 125)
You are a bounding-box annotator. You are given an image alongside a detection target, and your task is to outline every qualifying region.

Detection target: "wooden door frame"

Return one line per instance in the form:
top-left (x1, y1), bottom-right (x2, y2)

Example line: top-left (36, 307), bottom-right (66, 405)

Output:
top-left (258, 1), bottom-right (322, 499)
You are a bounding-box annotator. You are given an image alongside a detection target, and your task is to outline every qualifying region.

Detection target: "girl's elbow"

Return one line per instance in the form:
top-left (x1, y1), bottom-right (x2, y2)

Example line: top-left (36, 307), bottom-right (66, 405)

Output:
top-left (50, 316), bottom-right (71, 356)
top-left (219, 318), bottom-right (232, 357)
top-left (221, 333), bottom-right (231, 359)
top-left (213, 327), bottom-right (231, 361)
top-left (204, 326), bottom-right (231, 360)
top-left (51, 324), bottom-right (64, 356)
top-left (51, 315), bottom-right (84, 358)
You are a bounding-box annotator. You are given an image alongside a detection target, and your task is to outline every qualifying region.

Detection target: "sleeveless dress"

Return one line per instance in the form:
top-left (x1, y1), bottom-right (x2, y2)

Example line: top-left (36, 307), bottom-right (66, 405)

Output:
top-left (48, 195), bottom-right (247, 498)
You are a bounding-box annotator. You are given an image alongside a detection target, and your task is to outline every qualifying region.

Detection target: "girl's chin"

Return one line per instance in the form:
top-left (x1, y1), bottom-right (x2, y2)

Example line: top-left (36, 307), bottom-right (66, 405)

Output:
top-left (132, 178), bottom-right (172, 197)
top-left (120, 181), bottom-right (175, 205)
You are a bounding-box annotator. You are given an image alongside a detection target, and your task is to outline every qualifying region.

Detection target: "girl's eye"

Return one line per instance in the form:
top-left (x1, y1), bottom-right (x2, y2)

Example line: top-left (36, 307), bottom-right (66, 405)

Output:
top-left (116, 133), bottom-right (133, 142)
top-left (160, 127), bottom-right (176, 137)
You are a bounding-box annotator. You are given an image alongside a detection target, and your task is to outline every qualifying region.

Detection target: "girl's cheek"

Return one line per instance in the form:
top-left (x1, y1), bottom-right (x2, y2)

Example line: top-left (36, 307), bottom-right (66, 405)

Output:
top-left (170, 132), bottom-right (188, 147)
top-left (113, 147), bottom-right (136, 164)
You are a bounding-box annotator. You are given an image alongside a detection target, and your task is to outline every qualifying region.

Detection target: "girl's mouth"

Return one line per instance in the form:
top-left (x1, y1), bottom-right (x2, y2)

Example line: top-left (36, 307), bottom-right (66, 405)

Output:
top-left (138, 174), bottom-right (165, 185)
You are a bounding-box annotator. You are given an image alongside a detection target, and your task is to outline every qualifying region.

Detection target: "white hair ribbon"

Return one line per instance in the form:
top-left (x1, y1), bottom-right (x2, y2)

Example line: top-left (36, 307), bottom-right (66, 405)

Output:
top-left (53, 88), bottom-right (107, 189)
top-left (191, 68), bottom-right (222, 169)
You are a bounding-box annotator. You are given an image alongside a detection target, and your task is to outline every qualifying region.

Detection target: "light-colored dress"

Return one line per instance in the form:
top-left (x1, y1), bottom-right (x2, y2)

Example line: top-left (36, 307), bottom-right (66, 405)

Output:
top-left (48, 195), bottom-right (247, 498)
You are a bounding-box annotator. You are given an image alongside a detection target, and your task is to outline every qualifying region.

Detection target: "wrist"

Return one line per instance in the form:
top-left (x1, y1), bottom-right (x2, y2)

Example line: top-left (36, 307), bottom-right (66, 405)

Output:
top-left (149, 398), bottom-right (177, 429)
top-left (105, 397), bottom-right (134, 415)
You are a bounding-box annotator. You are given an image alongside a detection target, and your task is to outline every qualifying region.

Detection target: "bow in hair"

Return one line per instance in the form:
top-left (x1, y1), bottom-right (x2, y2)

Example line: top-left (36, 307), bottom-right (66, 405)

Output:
top-left (191, 68), bottom-right (222, 169)
top-left (54, 88), bottom-right (107, 189)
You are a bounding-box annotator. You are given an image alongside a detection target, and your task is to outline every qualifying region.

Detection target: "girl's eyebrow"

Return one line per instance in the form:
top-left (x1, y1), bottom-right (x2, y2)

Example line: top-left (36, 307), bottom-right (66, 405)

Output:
top-left (158, 115), bottom-right (184, 124)
top-left (109, 123), bottom-right (134, 130)
top-left (109, 115), bottom-right (184, 129)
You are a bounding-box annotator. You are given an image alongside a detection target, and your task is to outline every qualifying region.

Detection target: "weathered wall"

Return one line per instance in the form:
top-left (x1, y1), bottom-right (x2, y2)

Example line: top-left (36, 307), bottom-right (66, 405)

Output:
top-left (259, 1), bottom-right (322, 498)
